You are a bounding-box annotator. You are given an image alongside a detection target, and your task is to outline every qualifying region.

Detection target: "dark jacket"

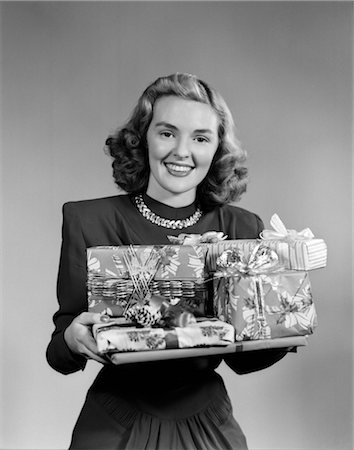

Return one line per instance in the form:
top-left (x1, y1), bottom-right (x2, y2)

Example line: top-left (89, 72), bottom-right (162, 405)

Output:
top-left (46, 195), bottom-right (287, 376)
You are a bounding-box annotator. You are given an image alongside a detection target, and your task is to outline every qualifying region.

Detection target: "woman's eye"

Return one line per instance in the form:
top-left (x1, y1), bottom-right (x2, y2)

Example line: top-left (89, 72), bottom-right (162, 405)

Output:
top-left (194, 136), bottom-right (209, 143)
top-left (160, 131), bottom-right (174, 138)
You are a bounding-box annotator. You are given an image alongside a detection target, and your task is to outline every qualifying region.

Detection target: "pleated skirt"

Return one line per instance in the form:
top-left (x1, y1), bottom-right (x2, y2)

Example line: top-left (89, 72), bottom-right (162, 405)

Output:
top-left (69, 369), bottom-right (248, 450)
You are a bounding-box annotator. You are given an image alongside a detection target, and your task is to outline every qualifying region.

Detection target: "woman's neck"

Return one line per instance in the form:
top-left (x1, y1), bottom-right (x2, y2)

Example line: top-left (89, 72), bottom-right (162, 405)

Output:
top-left (146, 188), bottom-right (196, 208)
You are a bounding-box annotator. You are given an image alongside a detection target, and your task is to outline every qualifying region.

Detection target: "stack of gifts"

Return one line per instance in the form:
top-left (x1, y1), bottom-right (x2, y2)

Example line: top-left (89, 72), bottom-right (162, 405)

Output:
top-left (88, 214), bottom-right (327, 363)
top-left (88, 244), bottom-right (235, 361)
top-left (206, 214), bottom-right (326, 341)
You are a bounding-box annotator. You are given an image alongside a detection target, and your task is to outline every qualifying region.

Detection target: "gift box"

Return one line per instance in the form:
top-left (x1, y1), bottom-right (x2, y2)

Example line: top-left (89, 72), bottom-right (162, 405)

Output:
top-left (205, 214), bottom-right (327, 272)
top-left (87, 245), bottom-right (208, 317)
top-left (259, 213), bottom-right (327, 270)
top-left (213, 270), bottom-right (317, 341)
top-left (211, 243), bottom-right (318, 341)
top-left (93, 319), bottom-right (235, 353)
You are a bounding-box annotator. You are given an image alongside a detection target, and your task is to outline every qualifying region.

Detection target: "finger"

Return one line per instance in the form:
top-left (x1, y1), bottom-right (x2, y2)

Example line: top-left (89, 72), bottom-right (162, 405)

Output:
top-left (80, 332), bottom-right (103, 353)
top-left (82, 348), bottom-right (108, 365)
top-left (82, 334), bottom-right (110, 363)
top-left (79, 335), bottom-right (108, 363)
top-left (77, 312), bottom-right (114, 326)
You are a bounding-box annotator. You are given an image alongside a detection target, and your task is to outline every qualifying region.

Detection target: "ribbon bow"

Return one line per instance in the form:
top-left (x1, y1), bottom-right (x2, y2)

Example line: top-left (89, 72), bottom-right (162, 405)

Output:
top-left (260, 214), bottom-right (314, 243)
top-left (216, 243), bottom-right (280, 277)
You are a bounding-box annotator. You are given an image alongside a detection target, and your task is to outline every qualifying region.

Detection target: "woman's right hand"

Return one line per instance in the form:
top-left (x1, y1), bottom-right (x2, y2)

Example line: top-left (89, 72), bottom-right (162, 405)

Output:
top-left (64, 312), bottom-right (113, 364)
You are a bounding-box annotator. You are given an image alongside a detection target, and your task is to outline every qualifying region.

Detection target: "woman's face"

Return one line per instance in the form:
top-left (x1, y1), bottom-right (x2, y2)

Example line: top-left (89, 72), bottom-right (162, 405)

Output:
top-left (146, 95), bottom-right (219, 207)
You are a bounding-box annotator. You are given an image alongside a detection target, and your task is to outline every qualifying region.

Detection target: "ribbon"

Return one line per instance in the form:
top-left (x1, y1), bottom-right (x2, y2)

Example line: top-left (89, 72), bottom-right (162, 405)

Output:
top-left (116, 246), bottom-right (161, 307)
top-left (118, 246), bottom-right (201, 328)
top-left (168, 231), bottom-right (228, 245)
top-left (114, 246), bottom-right (177, 309)
top-left (215, 243), bottom-right (280, 277)
top-left (260, 214), bottom-right (314, 243)
top-left (215, 244), bottom-right (280, 340)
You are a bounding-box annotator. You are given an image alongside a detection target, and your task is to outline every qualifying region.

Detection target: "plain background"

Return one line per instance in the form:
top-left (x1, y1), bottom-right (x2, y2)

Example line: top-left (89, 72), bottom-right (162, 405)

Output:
top-left (0, 2), bottom-right (352, 449)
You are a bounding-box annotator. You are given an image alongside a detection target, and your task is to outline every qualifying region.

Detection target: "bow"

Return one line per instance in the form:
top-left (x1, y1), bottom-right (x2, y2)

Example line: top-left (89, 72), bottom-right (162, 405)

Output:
top-left (260, 214), bottom-right (314, 243)
top-left (215, 243), bottom-right (280, 277)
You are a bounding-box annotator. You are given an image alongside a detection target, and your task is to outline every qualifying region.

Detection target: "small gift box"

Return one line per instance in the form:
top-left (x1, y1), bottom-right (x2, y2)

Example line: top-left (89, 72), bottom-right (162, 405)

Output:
top-left (205, 214), bottom-right (327, 272)
top-left (93, 319), bottom-right (235, 353)
top-left (259, 214), bottom-right (327, 271)
top-left (87, 245), bottom-right (208, 317)
top-left (213, 245), bottom-right (318, 341)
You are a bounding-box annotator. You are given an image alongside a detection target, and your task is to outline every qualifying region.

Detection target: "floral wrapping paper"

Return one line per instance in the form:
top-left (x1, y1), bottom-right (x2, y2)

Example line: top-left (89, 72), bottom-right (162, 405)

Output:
top-left (213, 271), bottom-right (317, 341)
top-left (205, 238), bottom-right (327, 272)
top-left (93, 319), bottom-right (235, 353)
top-left (87, 245), bottom-right (208, 317)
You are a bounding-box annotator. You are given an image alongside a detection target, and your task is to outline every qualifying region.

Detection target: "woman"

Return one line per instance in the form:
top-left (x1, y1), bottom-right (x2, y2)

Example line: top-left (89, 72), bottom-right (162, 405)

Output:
top-left (47, 73), bottom-right (288, 450)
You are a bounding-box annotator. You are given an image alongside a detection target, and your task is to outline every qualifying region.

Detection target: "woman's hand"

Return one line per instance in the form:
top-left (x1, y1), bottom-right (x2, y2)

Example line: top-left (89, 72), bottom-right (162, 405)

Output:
top-left (64, 312), bottom-right (112, 364)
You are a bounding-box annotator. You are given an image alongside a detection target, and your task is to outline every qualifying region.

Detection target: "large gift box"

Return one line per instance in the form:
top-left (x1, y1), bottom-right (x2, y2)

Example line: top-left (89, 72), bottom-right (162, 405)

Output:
top-left (213, 246), bottom-right (318, 341)
top-left (204, 214), bottom-right (327, 272)
top-left (87, 245), bottom-right (208, 317)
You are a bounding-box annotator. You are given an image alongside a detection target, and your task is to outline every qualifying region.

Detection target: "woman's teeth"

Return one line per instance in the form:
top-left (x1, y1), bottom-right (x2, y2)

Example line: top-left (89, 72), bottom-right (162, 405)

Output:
top-left (165, 163), bottom-right (193, 173)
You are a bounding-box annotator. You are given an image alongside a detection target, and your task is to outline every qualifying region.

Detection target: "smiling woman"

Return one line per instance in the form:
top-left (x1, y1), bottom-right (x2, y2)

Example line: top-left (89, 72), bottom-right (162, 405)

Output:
top-left (47, 73), bottom-right (290, 450)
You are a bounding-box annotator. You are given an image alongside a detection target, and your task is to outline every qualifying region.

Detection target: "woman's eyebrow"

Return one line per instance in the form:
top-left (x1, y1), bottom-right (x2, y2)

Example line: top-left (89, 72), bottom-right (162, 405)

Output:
top-left (155, 121), bottom-right (178, 131)
top-left (193, 129), bottom-right (214, 135)
top-left (155, 121), bottom-right (214, 134)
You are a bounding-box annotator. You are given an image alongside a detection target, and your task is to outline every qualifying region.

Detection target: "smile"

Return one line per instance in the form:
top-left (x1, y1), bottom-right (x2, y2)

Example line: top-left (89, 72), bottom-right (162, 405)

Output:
top-left (164, 163), bottom-right (194, 176)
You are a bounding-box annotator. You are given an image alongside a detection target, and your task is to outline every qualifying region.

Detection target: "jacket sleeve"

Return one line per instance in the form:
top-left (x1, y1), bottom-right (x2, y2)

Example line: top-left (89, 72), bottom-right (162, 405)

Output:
top-left (223, 210), bottom-right (288, 374)
top-left (46, 203), bottom-right (88, 374)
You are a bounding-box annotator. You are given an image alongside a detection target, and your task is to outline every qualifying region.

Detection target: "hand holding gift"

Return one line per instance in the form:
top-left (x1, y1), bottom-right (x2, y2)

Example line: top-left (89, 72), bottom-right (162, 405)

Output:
top-left (64, 312), bottom-right (114, 364)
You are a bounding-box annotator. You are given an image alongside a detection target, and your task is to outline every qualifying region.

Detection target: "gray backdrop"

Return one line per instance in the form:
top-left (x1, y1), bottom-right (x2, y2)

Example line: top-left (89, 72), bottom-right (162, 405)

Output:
top-left (1, 2), bottom-right (352, 449)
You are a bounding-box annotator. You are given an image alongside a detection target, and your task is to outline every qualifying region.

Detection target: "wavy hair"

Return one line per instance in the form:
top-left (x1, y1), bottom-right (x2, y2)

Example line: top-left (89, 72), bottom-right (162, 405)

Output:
top-left (105, 73), bottom-right (248, 210)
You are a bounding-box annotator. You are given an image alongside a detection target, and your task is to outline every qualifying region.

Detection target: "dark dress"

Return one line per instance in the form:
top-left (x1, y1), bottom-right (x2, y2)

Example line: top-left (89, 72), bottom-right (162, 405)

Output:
top-left (46, 194), bottom-right (288, 450)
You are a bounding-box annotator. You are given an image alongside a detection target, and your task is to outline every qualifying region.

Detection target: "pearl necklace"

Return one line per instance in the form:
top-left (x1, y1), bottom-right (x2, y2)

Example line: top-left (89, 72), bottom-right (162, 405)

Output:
top-left (134, 194), bottom-right (202, 229)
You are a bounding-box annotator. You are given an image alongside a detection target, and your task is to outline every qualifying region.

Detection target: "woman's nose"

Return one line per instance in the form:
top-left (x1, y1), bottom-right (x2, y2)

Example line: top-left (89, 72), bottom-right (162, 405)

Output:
top-left (173, 137), bottom-right (190, 158)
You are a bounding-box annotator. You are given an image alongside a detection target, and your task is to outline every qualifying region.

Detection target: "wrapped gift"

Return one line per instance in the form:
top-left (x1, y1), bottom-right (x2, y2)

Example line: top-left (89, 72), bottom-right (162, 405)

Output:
top-left (213, 245), bottom-right (318, 341)
top-left (93, 319), bottom-right (235, 353)
top-left (205, 214), bottom-right (327, 272)
top-left (259, 214), bottom-right (327, 271)
top-left (87, 245), bottom-right (208, 317)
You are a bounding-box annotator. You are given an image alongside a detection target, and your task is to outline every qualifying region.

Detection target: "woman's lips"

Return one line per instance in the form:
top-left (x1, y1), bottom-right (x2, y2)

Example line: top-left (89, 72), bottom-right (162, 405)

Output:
top-left (164, 162), bottom-right (194, 177)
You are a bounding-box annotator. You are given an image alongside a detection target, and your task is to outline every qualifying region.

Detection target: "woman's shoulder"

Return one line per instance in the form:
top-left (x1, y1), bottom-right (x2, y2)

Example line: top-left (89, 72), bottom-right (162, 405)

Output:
top-left (217, 203), bottom-right (264, 239)
top-left (62, 194), bottom-right (132, 218)
top-left (221, 203), bottom-right (262, 221)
